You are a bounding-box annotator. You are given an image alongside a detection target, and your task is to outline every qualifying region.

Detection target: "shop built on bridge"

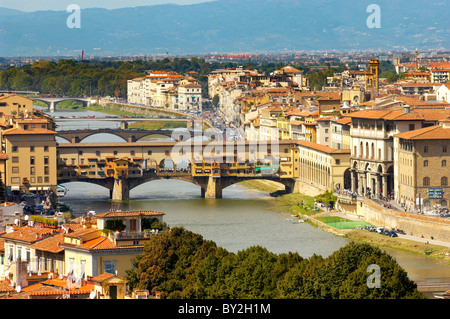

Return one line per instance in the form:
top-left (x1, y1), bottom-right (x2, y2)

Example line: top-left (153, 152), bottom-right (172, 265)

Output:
top-left (56, 140), bottom-right (302, 200)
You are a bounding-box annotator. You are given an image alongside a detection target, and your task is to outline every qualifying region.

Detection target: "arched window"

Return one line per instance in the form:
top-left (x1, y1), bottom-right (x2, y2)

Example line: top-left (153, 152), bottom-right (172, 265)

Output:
top-left (442, 176), bottom-right (448, 186)
top-left (423, 177), bottom-right (430, 186)
top-left (441, 200), bottom-right (448, 207)
top-left (424, 200), bottom-right (431, 208)
top-left (424, 160), bottom-right (428, 167)
top-left (442, 160), bottom-right (447, 167)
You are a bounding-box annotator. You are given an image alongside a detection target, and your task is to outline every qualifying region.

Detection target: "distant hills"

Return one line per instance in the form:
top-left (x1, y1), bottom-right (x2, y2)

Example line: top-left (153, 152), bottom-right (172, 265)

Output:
top-left (1, 0), bottom-right (449, 57)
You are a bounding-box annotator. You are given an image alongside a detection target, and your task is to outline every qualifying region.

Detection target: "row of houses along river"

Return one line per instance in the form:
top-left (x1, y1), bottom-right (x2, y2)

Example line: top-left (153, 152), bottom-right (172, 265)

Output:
top-left (47, 107), bottom-right (450, 298)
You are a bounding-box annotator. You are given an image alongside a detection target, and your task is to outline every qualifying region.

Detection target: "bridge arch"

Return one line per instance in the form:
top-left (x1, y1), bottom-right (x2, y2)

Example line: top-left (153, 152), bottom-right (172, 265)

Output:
top-left (218, 177), bottom-right (294, 195)
top-left (143, 158), bottom-right (158, 171)
top-left (230, 178), bottom-right (287, 192)
top-left (135, 133), bottom-right (176, 142)
top-left (58, 181), bottom-right (113, 199)
top-left (33, 97), bottom-right (92, 112)
top-left (159, 158), bottom-right (175, 171)
top-left (78, 132), bottom-right (128, 143)
top-left (129, 176), bottom-right (203, 193)
top-left (56, 136), bottom-right (72, 143)
top-left (56, 129), bottom-right (184, 144)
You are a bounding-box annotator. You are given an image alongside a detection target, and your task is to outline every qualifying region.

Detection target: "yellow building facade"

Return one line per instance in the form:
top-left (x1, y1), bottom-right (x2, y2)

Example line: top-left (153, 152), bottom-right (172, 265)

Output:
top-left (62, 210), bottom-right (165, 278)
top-left (2, 118), bottom-right (58, 194)
top-left (0, 94), bottom-right (34, 127)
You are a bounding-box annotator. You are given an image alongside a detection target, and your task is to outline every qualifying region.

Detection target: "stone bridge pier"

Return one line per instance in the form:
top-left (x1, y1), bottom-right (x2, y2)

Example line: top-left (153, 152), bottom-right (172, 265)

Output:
top-left (198, 176), bottom-right (223, 199)
top-left (196, 176), bottom-right (301, 200)
top-left (100, 176), bottom-right (302, 201)
top-left (111, 177), bottom-right (130, 201)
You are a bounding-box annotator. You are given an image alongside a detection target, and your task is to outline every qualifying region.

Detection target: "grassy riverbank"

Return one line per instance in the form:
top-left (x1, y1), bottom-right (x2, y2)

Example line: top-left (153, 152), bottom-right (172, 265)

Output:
top-left (34, 99), bottom-right (190, 118)
top-left (241, 179), bottom-right (450, 261)
top-left (128, 120), bottom-right (187, 130)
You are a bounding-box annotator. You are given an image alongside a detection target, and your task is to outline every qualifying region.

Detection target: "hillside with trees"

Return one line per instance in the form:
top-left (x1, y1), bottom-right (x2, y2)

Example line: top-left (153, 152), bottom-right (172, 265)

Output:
top-left (0, 58), bottom-right (352, 100)
top-left (125, 227), bottom-right (424, 299)
top-left (0, 58), bottom-right (230, 98)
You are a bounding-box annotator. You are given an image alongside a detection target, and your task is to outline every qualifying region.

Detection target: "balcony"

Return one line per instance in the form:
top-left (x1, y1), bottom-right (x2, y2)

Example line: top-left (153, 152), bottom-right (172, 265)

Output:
top-left (114, 230), bottom-right (158, 240)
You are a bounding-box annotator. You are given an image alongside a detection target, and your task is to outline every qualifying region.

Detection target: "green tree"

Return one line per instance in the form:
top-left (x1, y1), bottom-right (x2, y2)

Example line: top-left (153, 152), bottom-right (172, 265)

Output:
top-left (315, 190), bottom-right (337, 208)
top-left (212, 94), bottom-right (220, 107)
top-left (126, 228), bottom-right (424, 299)
top-left (127, 227), bottom-right (218, 298)
top-left (312, 242), bottom-right (424, 299)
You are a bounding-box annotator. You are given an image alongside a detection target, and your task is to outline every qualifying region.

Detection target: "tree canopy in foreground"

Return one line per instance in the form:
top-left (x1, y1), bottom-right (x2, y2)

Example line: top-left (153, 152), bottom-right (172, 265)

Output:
top-left (125, 227), bottom-right (424, 299)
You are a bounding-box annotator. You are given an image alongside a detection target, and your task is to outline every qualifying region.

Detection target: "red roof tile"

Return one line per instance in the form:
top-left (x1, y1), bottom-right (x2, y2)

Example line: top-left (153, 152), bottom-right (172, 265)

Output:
top-left (90, 273), bottom-right (117, 283)
top-left (0, 280), bottom-right (15, 293)
top-left (30, 234), bottom-right (65, 253)
top-left (1, 227), bottom-right (60, 243)
top-left (95, 210), bottom-right (165, 218)
top-left (79, 237), bottom-right (117, 250)
top-left (395, 125), bottom-right (450, 140)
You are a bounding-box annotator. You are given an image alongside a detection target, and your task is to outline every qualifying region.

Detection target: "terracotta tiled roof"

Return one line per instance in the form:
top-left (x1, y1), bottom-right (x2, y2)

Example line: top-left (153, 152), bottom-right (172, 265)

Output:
top-left (347, 107), bottom-right (450, 122)
top-left (0, 94), bottom-right (32, 101)
top-left (21, 283), bottom-right (44, 292)
top-left (24, 282), bottom-right (95, 297)
top-left (439, 83), bottom-right (450, 90)
top-left (0, 227), bottom-right (59, 244)
top-left (95, 210), bottom-right (165, 218)
top-left (296, 140), bottom-right (350, 154)
top-left (316, 116), bottom-right (334, 122)
top-left (347, 109), bottom-right (394, 119)
top-left (0, 280), bottom-right (15, 293)
top-left (395, 125), bottom-right (450, 140)
top-left (79, 237), bottom-right (117, 250)
top-left (30, 234), bottom-right (65, 253)
top-left (2, 128), bottom-right (56, 135)
top-left (336, 117), bottom-right (352, 125)
top-left (90, 273), bottom-right (117, 283)
top-left (400, 82), bottom-right (441, 87)
top-left (429, 62), bottom-right (450, 68)
top-left (42, 278), bottom-right (69, 288)
top-left (280, 66), bottom-right (302, 73)
top-left (63, 227), bottom-right (100, 239)
top-left (394, 108), bottom-right (450, 121)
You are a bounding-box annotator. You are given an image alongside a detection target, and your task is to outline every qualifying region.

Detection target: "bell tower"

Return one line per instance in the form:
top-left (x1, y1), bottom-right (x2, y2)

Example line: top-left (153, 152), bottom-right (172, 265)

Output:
top-left (365, 59), bottom-right (380, 96)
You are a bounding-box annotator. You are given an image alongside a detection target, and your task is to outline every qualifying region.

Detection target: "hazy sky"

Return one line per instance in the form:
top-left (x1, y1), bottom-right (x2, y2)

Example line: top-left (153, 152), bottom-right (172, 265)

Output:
top-left (0, 0), bottom-right (214, 12)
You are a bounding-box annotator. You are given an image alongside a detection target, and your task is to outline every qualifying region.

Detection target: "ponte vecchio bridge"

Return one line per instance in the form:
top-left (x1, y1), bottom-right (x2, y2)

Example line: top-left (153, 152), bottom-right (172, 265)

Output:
top-left (56, 140), bottom-right (301, 200)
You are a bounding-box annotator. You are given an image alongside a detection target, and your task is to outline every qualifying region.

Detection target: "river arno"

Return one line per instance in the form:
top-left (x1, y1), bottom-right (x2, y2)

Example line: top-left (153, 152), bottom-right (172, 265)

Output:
top-left (49, 107), bottom-right (450, 297)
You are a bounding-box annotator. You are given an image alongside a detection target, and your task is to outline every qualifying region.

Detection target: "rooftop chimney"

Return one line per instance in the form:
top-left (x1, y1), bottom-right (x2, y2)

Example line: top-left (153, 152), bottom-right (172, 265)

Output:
top-left (403, 104), bottom-right (410, 114)
top-left (440, 117), bottom-right (450, 129)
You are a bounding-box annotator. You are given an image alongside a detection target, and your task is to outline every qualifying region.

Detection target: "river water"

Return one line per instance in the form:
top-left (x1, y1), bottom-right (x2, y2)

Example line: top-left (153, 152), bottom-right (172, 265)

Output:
top-left (47, 107), bottom-right (450, 296)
